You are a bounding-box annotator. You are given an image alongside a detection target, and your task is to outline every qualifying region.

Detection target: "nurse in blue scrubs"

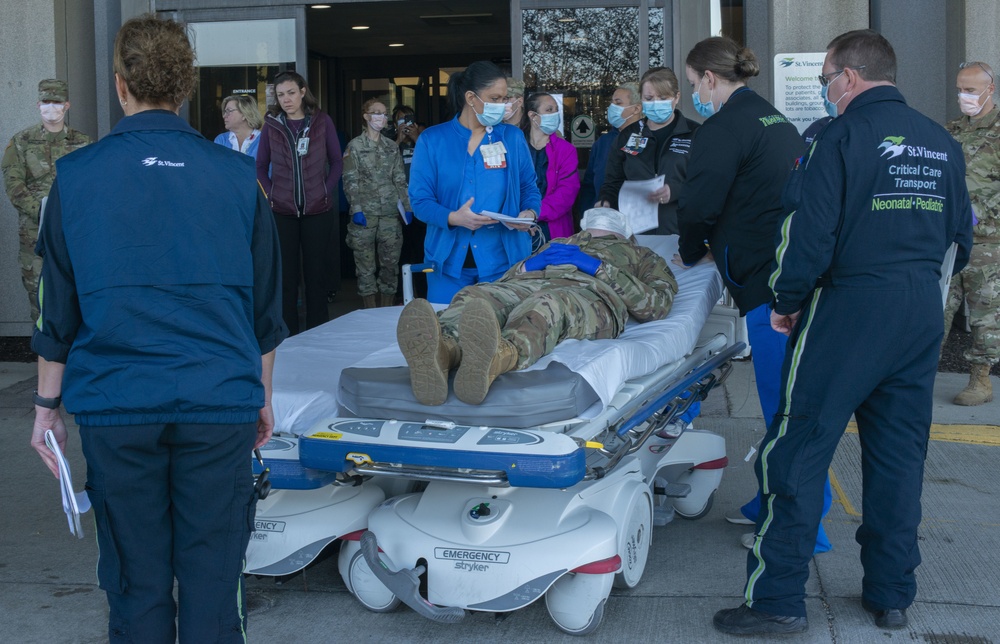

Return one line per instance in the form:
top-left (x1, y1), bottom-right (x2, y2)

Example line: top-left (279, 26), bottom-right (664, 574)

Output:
top-left (408, 60), bottom-right (542, 303)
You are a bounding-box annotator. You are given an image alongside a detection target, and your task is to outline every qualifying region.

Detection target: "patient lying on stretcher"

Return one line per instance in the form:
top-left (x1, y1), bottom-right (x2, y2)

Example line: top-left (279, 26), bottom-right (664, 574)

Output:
top-left (397, 208), bottom-right (679, 405)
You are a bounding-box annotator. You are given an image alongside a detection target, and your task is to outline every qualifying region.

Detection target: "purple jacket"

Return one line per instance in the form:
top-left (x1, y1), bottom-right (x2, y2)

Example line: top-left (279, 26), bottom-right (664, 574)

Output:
top-left (539, 134), bottom-right (580, 238)
top-left (258, 110), bottom-right (342, 216)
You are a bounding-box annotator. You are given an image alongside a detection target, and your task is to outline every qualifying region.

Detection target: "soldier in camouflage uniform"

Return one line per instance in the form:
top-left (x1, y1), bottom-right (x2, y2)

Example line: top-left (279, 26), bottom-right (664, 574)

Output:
top-left (343, 99), bottom-right (411, 308)
top-left (944, 62), bottom-right (1000, 405)
top-left (397, 207), bottom-right (678, 405)
top-left (2, 79), bottom-right (91, 323)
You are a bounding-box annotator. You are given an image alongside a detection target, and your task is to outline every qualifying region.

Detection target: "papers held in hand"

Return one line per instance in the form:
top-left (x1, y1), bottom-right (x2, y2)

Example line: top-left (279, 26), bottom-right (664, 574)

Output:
top-left (44, 430), bottom-right (91, 539)
top-left (617, 176), bottom-right (664, 234)
top-left (479, 210), bottom-right (538, 230)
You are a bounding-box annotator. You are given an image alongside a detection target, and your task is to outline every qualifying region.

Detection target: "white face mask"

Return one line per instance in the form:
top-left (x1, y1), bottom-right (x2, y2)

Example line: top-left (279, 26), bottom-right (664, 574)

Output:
top-left (958, 88), bottom-right (989, 116)
top-left (40, 103), bottom-right (66, 123)
top-left (368, 114), bottom-right (387, 131)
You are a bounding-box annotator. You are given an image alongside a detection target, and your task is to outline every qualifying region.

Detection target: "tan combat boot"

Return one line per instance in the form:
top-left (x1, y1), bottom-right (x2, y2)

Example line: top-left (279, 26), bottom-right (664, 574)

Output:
top-left (361, 294), bottom-right (377, 309)
top-left (953, 365), bottom-right (994, 406)
top-left (454, 298), bottom-right (519, 405)
top-left (397, 298), bottom-right (461, 405)
top-left (379, 293), bottom-right (396, 307)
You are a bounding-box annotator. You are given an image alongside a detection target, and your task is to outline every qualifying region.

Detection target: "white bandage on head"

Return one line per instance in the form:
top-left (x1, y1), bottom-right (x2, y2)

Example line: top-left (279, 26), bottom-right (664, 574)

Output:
top-left (580, 207), bottom-right (632, 239)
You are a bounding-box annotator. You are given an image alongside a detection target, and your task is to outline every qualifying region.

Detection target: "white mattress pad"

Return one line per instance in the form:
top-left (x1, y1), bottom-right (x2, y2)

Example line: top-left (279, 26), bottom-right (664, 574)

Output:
top-left (271, 235), bottom-right (723, 433)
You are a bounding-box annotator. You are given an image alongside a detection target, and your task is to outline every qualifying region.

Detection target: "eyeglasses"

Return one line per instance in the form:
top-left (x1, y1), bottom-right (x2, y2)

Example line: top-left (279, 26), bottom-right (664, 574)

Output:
top-left (818, 65), bottom-right (865, 87)
top-left (960, 61), bottom-right (994, 84)
top-left (366, 112), bottom-right (388, 116)
top-left (222, 108), bottom-right (239, 115)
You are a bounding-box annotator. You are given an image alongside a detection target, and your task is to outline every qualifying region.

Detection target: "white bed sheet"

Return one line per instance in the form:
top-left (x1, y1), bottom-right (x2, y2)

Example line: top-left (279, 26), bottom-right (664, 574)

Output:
top-left (271, 235), bottom-right (723, 433)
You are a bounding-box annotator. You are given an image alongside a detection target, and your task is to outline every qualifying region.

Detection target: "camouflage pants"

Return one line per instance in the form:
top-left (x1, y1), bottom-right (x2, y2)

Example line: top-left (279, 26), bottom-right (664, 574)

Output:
top-left (944, 242), bottom-right (1000, 365)
top-left (346, 215), bottom-right (402, 297)
top-left (439, 278), bottom-right (618, 370)
top-left (19, 245), bottom-right (42, 324)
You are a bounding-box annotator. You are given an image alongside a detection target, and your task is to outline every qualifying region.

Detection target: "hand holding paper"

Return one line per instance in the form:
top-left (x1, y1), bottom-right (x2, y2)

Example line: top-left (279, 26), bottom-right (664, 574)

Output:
top-left (617, 176), bottom-right (664, 234)
top-left (44, 430), bottom-right (91, 539)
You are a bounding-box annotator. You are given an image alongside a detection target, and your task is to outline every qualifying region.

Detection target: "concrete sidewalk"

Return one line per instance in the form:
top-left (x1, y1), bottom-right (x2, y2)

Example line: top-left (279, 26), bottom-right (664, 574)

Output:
top-left (0, 361), bottom-right (998, 643)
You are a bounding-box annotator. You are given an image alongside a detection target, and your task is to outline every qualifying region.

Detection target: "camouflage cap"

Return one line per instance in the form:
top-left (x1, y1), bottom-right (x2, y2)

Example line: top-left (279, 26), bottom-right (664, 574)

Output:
top-left (38, 79), bottom-right (69, 102)
top-left (506, 77), bottom-right (526, 98)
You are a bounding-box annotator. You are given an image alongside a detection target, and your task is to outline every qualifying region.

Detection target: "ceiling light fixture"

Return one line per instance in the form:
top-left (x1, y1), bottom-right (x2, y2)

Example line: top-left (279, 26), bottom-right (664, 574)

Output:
top-left (351, 25), bottom-right (370, 30)
top-left (311, 4), bottom-right (332, 8)
top-left (388, 43), bottom-right (405, 47)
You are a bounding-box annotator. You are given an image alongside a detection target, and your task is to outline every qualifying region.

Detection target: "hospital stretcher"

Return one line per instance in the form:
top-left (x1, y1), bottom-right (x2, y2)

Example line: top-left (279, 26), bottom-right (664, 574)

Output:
top-left (247, 235), bottom-right (743, 635)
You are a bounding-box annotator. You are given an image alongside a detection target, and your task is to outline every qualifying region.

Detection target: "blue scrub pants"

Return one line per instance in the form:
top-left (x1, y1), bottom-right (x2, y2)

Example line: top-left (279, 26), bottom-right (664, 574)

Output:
top-left (426, 265), bottom-right (507, 304)
top-left (81, 422), bottom-right (258, 643)
top-left (744, 284), bottom-right (940, 617)
top-left (743, 304), bottom-right (832, 554)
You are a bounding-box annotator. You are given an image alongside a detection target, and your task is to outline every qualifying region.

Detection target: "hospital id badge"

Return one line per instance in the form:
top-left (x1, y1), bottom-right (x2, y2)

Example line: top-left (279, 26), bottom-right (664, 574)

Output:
top-left (481, 141), bottom-right (507, 169)
top-left (297, 137), bottom-right (310, 156)
top-left (622, 133), bottom-right (645, 156)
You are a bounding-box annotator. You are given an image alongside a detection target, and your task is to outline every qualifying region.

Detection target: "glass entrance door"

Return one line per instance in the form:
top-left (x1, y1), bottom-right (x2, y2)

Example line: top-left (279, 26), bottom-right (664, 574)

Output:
top-left (159, 7), bottom-right (307, 140)
top-left (514, 1), bottom-right (668, 146)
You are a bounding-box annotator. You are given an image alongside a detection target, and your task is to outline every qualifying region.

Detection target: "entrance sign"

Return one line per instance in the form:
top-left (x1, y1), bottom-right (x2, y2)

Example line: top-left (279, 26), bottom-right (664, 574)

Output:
top-left (773, 53), bottom-right (828, 134)
top-left (571, 115), bottom-right (595, 148)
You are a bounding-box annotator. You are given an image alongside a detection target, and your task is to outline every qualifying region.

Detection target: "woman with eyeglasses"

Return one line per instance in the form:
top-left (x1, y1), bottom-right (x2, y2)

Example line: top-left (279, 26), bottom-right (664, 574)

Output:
top-left (675, 37), bottom-right (833, 555)
top-left (521, 92), bottom-right (579, 240)
top-left (214, 94), bottom-right (262, 158)
top-left (257, 70), bottom-right (343, 335)
top-left (408, 60), bottom-right (541, 303)
top-left (342, 98), bottom-right (412, 308)
top-left (597, 67), bottom-right (700, 235)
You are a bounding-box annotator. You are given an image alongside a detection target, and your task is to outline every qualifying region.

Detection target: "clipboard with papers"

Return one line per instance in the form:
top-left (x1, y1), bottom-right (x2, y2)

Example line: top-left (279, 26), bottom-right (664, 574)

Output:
top-left (44, 430), bottom-right (91, 539)
top-left (479, 210), bottom-right (537, 230)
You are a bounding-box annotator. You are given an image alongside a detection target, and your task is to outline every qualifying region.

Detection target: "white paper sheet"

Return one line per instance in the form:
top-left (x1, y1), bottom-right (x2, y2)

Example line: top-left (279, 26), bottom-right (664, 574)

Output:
top-left (44, 430), bottom-right (91, 539)
top-left (480, 210), bottom-right (538, 231)
top-left (617, 176), bottom-right (664, 234)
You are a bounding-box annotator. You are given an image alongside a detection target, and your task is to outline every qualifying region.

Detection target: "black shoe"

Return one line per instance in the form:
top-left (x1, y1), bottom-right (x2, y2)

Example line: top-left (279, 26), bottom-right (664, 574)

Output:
top-left (862, 598), bottom-right (908, 629)
top-left (713, 604), bottom-right (808, 635)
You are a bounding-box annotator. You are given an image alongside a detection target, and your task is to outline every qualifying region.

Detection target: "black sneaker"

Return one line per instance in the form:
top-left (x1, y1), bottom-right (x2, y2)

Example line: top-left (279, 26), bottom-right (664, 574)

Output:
top-left (713, 604), bottom-right (808, 635)
top-left (862, 598), bottom-right (908, 629)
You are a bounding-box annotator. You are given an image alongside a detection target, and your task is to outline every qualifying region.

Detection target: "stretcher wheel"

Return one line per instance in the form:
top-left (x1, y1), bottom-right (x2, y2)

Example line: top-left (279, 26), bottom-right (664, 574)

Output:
top-left (674, 489), bottom-right (715, 520)
top-left (613, 490), bottom-right (652, 589)
top-left (545, 571), bottom-right (613, 635)
top-left (339, 541), bottom-right (400, 612)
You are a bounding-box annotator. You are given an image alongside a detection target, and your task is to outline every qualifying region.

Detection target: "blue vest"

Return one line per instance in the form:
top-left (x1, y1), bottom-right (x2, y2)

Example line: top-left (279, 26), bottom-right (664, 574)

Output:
top-left (54, 111), bottom-right (264, 426)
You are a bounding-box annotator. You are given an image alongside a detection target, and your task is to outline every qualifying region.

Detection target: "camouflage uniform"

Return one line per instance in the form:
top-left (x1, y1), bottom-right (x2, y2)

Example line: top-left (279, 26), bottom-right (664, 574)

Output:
top-left (2, 81), bottom-right (91, 323)
top-left (438, 231), bottom-right (678, 369)
top-left (343, 132), bottom-right (410, 297)
top-left (945, 106), bottom-right (1000, 365)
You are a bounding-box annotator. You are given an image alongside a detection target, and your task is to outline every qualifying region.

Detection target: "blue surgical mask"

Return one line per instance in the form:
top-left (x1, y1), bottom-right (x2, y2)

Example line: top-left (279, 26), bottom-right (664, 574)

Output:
top-left (536, 112), bottom-right (561, 135)
top-left (474, 93), bottom-right (506, 127)
top-left (607, 103), bottom-right (631, 129)
top-left (642, 99), bottom-right (674, 124)
top-left (692, 77), bottom-right (716, 119)
top-left (820, 85), bottom-right (844, 119)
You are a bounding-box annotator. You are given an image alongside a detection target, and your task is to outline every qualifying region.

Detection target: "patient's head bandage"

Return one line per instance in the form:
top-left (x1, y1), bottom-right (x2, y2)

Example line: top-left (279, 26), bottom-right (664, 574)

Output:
top-left (581, 207), bottom-right (632, 239)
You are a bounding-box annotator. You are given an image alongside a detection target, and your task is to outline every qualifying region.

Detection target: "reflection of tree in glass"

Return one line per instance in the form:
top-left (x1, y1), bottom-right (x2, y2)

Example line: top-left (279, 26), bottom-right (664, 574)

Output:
top-left (648, 8), bottom-right (664, 69)
top-left (524, 8), bottom-right (640, 91)
top-left (523, 7), bottom-right (642, 136)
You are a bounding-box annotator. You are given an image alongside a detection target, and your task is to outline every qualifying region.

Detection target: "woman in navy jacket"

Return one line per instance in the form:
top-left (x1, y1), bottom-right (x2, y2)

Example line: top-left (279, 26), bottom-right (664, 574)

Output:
top-left (31, 14), bottom-right (286, 641)
top-left (408, 61), bottom-right (541, 303)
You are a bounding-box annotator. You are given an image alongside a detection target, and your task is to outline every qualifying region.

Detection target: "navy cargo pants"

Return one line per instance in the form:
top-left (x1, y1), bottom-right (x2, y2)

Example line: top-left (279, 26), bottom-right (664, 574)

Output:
top-left (743, 282), bottom-right (941, 617)
top-left (80, 422), bottom-right (257, 643)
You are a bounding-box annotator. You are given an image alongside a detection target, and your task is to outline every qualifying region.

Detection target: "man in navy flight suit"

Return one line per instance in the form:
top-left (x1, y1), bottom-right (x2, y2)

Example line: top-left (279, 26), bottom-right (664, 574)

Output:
top-left (714, 30), bottom-right (973, 635)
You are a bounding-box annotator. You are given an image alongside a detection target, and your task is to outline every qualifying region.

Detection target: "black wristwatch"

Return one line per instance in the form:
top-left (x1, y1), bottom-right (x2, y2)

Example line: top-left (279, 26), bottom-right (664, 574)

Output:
top-left (33, 390), bottom-right (62, 409)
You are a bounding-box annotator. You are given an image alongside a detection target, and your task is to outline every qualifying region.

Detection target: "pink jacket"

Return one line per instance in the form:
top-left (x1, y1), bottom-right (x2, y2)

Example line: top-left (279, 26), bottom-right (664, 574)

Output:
top-left (539, 134), bottom-right (580, 238)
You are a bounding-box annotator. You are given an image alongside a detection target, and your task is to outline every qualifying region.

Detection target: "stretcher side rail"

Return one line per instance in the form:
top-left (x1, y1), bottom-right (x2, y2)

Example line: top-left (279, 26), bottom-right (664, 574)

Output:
top-left (585, 339), bottom-right (744, 479)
